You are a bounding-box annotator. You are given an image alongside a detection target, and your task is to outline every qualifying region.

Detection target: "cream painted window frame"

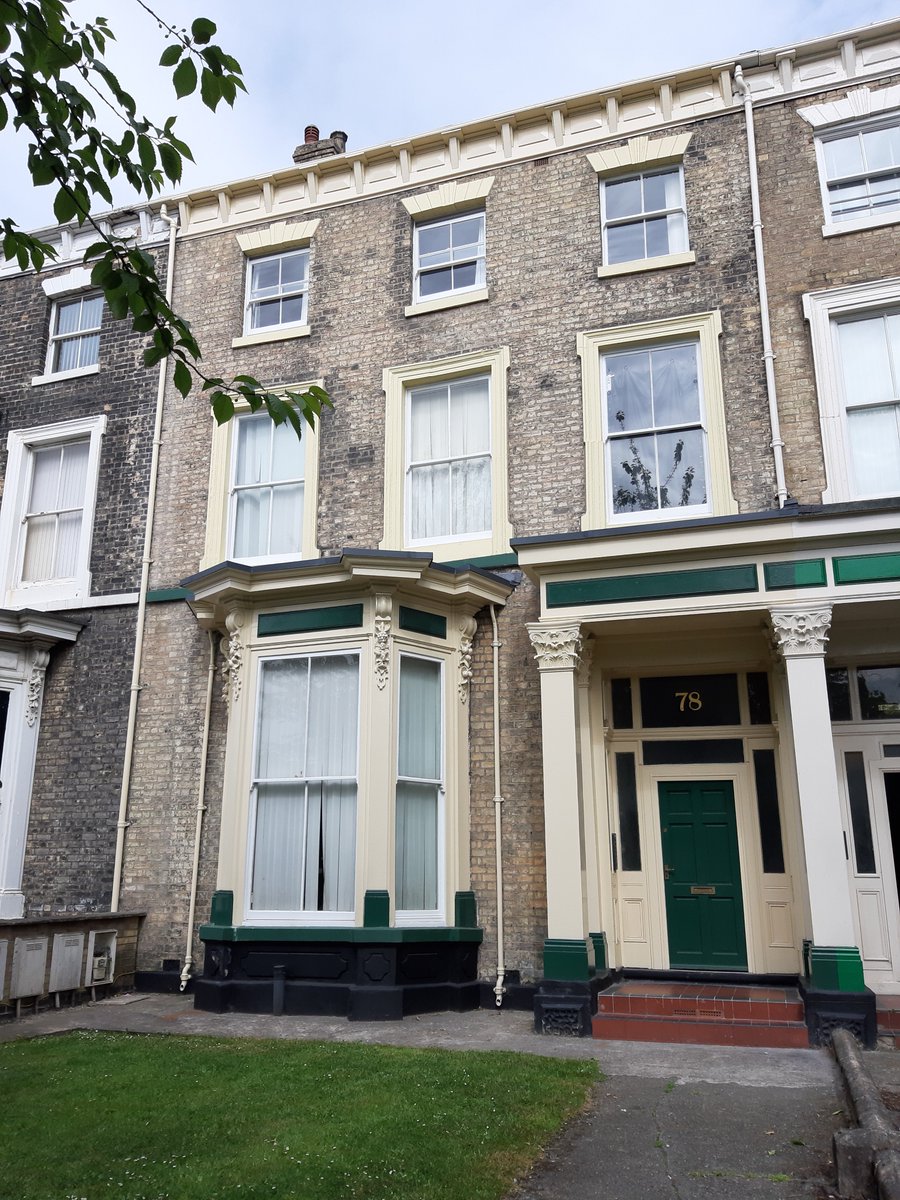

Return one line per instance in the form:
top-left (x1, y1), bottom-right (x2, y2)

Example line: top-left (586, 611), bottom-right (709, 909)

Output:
top-left (402, 177), bottom-right (494, 317)
top-left (578, 310), bottom-right (735, 530)
top-left (803, 278), bottom-right (900, 504)
top-left (381, 347), bottom-right (512, 561)
top-left (0, 413), bottom-right (107, 607)
top-left (201, 384), bottom-right (321, 570)
top-left (587, 133), bottom-right (695, 278)
top-left (232, 219), bottom-right (320, 347)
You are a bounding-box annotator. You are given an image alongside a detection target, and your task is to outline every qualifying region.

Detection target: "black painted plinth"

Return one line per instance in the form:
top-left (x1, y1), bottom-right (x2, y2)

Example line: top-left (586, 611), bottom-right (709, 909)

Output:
top-left (194, 936), bottom-right (480, 1021)
top-left (135, 968), bottom-right (185, 994)
top-left (533, 974), bottom-right (608, 1036)
top-left (800, 980), bottom-right (877, 1048)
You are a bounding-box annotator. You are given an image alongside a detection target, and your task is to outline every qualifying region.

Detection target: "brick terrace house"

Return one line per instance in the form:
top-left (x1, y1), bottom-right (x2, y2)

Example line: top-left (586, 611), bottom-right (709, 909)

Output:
top-left (2, 18), bottom-right (900, 1044)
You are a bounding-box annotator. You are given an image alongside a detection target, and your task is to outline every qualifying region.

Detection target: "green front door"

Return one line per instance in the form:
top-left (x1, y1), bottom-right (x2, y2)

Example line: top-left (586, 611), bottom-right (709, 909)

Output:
top-left (658, 780), bottom-right (748, 970)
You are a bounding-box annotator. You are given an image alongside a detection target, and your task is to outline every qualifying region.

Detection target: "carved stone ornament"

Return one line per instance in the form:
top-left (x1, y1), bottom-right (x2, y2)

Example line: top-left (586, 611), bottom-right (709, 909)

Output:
top-left (577, 635), bottom-right (594, 686)
top-left (458, 616), bottom-right (477, 702)
top-left (373, 593), bottom-right (392, 690)
top-left (528, 625), bottom-right (583, 671)
top-left (220, 609), bottom-right (247, 705)
top-left (24, 650), bottom-right (50, 727)
top-left (769, 606), bottom-right (832, 658)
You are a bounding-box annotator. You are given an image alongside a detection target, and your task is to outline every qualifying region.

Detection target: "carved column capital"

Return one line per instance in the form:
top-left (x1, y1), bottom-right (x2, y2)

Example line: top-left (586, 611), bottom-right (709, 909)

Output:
top-left (458, 615), bottom-right (477, 703)
top-left (527, 624), bottom-right (583, 671)
top-left (373, 592), bottom-right (392, 690)
top-left (769, 605), bottom-right (833, 658)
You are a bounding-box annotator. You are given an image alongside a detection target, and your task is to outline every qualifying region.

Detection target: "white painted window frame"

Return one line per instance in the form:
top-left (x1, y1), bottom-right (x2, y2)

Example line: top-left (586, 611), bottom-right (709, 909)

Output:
top-left (600, 165), bottom-right (689, 269)
top-left (227, 411), bottom-right (309, 565)
top-left (381, 347), bottom-right (512, 562)
top-left (394, 650), bottom-right (446, 926)
top-left (44, 293), bottom-right (103, 377)
top-left (578, 310), bottom-right (735, 530)
top-left (243, 248), bottom-right (309, 336)
top-left (412, 210), bottom-right (486, 305)
top-left (0, 414), bottom-right (107, 608)
top-left (803, 278), bottom-right (900, 504)
top-left (201, 384), bottom-right (321, 571)
top-left (243, 647), bottom-right (362, 927)
top-left (814, 115), bottom-right (900, 236)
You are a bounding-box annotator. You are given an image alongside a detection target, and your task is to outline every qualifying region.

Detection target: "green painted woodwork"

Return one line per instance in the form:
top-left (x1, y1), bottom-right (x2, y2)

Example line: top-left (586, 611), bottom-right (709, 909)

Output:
top-left (209, 890), bottom-right (234, 925)
top-left (363, 890), bottom-right (391, 928)
top-left (763, 559), bottom-right (827, 590)
top-left (455, 891), bottom-right (478, 928)
top-left (833, 552), bottom-right (900, 586)
top-left (198, 923), bottom-right (483, 944)
top-left (442, 553), bottom-right (518, 570)
top-left (542, 937), bottom-right (592, 982)
top-left (257, 604), bottom-right (364, 637)
top-left (807, 944), bottom-right (866, 992)
top-left (146, 587), bottom-right (193, 602)
top-left (589, 931), bottom-right (608, 971)
top-left (659, 781), bottom-right (748, 970)
top-left (398, 605), bottom-right (447, 639)
top-left (546, 564), bottom-right (758, 609)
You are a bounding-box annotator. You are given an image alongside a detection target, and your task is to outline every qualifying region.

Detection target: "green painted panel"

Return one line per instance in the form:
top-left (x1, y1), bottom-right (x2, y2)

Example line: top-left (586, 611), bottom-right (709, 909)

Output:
top-left (257, 603), bottom-right (364, 637)
top-left (455, 891), bottom-right (478, 928)
top-left (659, 780), bottom-right (748, 970)
top-left (442, 553), bottom-right (518, 570)
top-left (833, 552), bottom-right (900, 586)
top-left (808, 944), bottom-right (866, 992)
top-left (589, 931), bottom-right (608, 972)
top-left (209, 890), bottom-right (234, 925)
top-left (547, 564), bottom-right (758, 609)
top-left (146, 586), bottom-right (192, 602)
top-left (763, 559), bottom-right (827, 590)
top-left (363, 890), bottom-right (391, 928)
top-left (542, 937), bottom-right (591, 982)
top-left (398, 605), bottom-right (447, 639)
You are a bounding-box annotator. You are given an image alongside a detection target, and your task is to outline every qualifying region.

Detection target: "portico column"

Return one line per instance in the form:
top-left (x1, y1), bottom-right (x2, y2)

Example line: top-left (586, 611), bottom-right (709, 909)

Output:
top-left (528, 623), bottom-right (590, 981)
top-left (770, 605), bottom-right (863, 993)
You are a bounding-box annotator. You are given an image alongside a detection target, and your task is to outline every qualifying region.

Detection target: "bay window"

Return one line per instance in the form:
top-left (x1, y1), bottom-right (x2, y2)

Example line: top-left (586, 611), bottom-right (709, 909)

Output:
top-left (396, 655), bottom-right (443, 917)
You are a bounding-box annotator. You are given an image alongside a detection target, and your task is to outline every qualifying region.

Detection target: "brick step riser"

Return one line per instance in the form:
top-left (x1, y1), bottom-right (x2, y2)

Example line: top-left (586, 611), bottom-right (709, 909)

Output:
top-left (592, 1015), bottom-right (810, 1048)
top-left (598, 1000), bottom-right (804, 1024)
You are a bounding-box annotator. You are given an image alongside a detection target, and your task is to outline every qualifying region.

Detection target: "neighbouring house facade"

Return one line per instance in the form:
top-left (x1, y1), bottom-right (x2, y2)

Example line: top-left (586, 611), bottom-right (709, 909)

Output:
top-left (2, 18), bottom-right (900, 1040)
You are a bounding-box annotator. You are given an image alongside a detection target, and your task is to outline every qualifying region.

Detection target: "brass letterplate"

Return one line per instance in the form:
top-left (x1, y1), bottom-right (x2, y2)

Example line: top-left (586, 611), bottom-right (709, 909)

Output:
top-left (690, 885), bottom-right (716, 895)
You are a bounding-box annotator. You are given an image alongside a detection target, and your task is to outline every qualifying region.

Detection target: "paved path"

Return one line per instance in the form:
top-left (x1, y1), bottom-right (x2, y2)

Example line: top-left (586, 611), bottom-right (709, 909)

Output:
top-left (2, 993), bottom-right (849, 1198)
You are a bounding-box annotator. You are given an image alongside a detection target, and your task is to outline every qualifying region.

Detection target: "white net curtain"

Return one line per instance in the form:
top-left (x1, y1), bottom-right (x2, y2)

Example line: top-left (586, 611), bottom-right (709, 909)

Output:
top-left (21, 439), bottom-right (89, 583)
top-left (395, 656), bottom-right (442, 912)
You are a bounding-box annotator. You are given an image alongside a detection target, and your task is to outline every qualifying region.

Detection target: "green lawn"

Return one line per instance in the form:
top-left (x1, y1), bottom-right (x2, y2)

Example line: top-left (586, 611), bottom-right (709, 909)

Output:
top-left (1, 1030), bottom-right (598, 1200)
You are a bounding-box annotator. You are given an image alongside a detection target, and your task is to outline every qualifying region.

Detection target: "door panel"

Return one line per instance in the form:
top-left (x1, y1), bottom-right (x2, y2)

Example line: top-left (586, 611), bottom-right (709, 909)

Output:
top-left (659, 780), bottom-right (748, 970)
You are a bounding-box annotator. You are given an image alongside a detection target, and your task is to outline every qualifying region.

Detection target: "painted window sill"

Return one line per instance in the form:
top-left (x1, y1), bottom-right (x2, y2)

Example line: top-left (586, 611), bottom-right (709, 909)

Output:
top-left (231, 324), bottom-right (311, 349)
top-left (405, 287), bottom-right (489, 318)
top-left (597, 251), bottom-right (695, 279)
top-left (822, 212), bottom-right (900, 238)
top-left (31, 364), bottom-right (100, 386)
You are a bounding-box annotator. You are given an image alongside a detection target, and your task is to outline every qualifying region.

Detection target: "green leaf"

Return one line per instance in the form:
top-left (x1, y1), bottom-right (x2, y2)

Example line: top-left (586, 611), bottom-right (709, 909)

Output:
top-left (0, 97), bottom-right (6, 131)
top-left (144, 344), bottom-right (166, 368)
top-left (173, 358), bottom-right (192, 398)
top-left (190, 18), bottom-right (217, 44)
top-left (159, 44), bottom-right (182, 67)
top-left (173, 57), bottom-right (198, 99)
top-left (53, 189), bottom-right (78, 224)
top-left (233, 374), bottom-right (261, 387)
top-left (211, 392), bottom-right (235, 424)
top-left (137, 134), bottom-right (155, 173)
top-left (131, 312), bottom-right (157, 334)
top-left (158, 142), bottom-right (182, 184)
top-left (199, 68), bottom-right (221, 111)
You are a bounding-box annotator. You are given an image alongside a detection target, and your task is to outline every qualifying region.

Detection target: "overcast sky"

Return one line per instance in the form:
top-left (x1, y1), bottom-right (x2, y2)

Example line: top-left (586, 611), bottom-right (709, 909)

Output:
top-left (3, 0), bottom-right (897, 231)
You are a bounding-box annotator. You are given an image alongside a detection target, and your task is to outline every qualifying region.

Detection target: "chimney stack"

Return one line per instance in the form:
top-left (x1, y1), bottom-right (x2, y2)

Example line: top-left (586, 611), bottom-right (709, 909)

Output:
top-left (293, 125), bottom-right (349, 165)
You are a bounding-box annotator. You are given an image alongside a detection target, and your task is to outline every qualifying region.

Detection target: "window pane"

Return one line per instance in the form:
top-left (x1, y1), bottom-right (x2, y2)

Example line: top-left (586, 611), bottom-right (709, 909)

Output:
top-left (643, 169), bottom-right (679, 212)
top-left (396, 782), bottom-right (438, 910)
top-left (54, 511), bottom-right (82, 577)
top-left (452, 215), bottom-right (483, 247)
top-left (845, 750), bottom-right (877, 873)
top-left (847, 405), bottom-right (900, 496)
top-left (606, 350), bottom-right (652, 431)
top-left (250, 259), bottom-right (280, 296)
top-left (611, 677), bottom-right (633, 729)
top-left (610, 431), bottom-right (658, 513)
top-left (76, 333), bottom-right (100, 368)
top-left (419, 266), bottom-right (453, 296)
top-left (605, 176), bottom-right (642, 220)
top-left (81, 296), bottom-right (103, 329)
top-left (826, 667), bottom-right (853, 721)
top-left (21, 514), bottom-right (57, 582)
top-left (449, 376), bottom-right (490, 456)
top-left (645, 216), bottom-right (670, 258)
top-left (55, 298), bottom-right (84, 336)
top-left (235, 416), bottom-right (271, 486)
top-left (270, 421), bottom-right (304, 482)
top-left (829, 179), bottom-right (872, 220)
top-left (657, 427), bottom-right (707, 510)
top-left (55, 336), bottom-right (81, 373)
top-left (862, 125), bottom-right (900, 172)
top-left (858, 667), bottom-right (900, 720)
top-left (410, 385), bottom-right (449, 462)
top-left (417, 223), bottom-right (452, 257)
top-left (251, 782), bottom-right (305, 911)
top-left (651, 343), bottom-right (700, 426)
top-left (839, 316), bottom-right (895, 407)
top-left (280, 251), bottom-right (308, 286)
top-left (256, 658), bottom-right (308, 779)
top-left (666, 211), bottom-right (688, 254)
top-left (306, 654), bottom-right (359, 777)
top-left (606, 221), bottom-right (645, 264)
top-left (747, 672), bottom-right (772, 724)
top-left (410, 463), bottom-right (450, 539)
top-left (824, 133), bottom-right (864, 180)
top-left (451, 455), bottom-right (491, 534)
top-left (398, 656), bottom-right (441, 780)
top-left (615, 753), bottom-right (641, 870)
top-left (753, 749), bottom-right (785, 873)
top-left (58, 441), bottom-right (89, 509)
top-left (233, 487), bottom-right (271, 557)
top-left (281, 296), bottom-right (304, 325)
top-left (29, 446), bottom-right (62, 512)
top-left (452, 262), bottom-right (477, 289)
top-left (250, 298), bottom-right (282, 329)
top-left (311, 781), bottom-right (357, 912)
top-left (268, 483), bottom-right (304, 556)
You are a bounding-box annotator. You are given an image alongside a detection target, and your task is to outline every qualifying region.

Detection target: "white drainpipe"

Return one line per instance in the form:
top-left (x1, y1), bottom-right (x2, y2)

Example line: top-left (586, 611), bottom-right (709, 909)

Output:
top-left (733, 63), bottom-right (789, 509)
top-left (489, 604), bottom-right (506, 1006)
top-left (110, 204), bottom-right (179, 911)
top-left (180, 629), bottom-right (216, 989)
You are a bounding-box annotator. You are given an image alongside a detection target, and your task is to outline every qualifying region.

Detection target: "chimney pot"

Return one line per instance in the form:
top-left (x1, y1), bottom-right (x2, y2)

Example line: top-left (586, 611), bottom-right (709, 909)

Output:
top-left (304, 124), bottom-right (320, 144)
top-left (330, 130), bottom-right (348, 154)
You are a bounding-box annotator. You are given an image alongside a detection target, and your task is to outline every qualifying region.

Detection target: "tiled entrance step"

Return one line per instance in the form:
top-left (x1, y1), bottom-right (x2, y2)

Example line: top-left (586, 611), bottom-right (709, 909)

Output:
top-left (592, 980), bottom-right (809, 1048)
